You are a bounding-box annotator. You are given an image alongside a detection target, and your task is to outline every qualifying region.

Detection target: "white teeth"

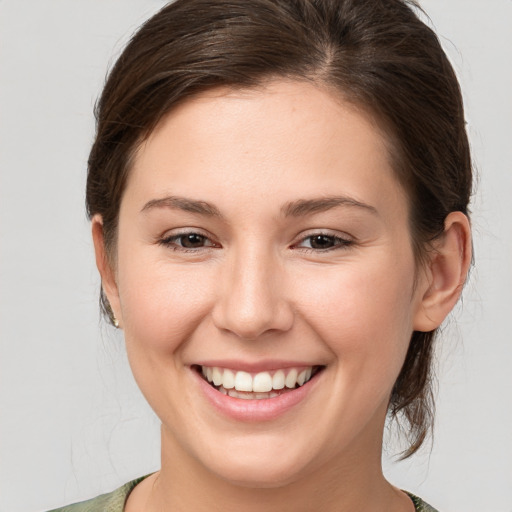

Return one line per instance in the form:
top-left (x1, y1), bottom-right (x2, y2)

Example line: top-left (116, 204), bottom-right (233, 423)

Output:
top-left (222, 369), bottom-right (235, 389)
top-left (285, 369), bottom-right (298, 389)
top-left (200, 365), bottom-right (317, 395)
top-left (272, 370), bottom-right (285, 390)
top-left (228, 389), bottom-right (252, 399)
top-left (253, 372), bottom-right (273, 392)
top-left (227, 389), bottom-right (281, 400)
top-left (212, 367), bottom-right (223, 386)
top-left (297, 369), bottom-right (307, 386)
top-left (234, 371), bottom-right (253, 392)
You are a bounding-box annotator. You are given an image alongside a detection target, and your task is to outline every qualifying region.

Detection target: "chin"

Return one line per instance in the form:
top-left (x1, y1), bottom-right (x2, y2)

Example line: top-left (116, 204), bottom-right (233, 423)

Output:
top-left (194, 433), bottom-right (319, 489)
top-left (210, 458), bottom-right (308, 489)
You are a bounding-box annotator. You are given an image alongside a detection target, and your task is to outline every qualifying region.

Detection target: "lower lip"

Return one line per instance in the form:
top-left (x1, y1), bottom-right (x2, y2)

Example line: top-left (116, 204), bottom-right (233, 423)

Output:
top-left (192, 368), bottom-right (321, 422)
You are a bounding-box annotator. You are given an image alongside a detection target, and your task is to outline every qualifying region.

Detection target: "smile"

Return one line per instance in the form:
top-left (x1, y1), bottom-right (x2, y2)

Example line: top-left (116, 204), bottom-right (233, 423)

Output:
top-left (197, 365), bottom-right (321, 400)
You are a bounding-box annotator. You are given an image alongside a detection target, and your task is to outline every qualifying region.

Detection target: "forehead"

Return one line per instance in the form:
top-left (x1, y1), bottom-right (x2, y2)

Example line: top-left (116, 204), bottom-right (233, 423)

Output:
top-left (140, 80), bottom-right (389, 155)
top-left (126, 80), bottom-right (406, 218)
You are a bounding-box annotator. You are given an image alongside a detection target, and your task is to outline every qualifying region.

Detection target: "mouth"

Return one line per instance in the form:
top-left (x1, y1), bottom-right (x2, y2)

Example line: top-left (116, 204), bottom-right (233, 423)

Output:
top-left (192, 364), bottom-right (325, 400)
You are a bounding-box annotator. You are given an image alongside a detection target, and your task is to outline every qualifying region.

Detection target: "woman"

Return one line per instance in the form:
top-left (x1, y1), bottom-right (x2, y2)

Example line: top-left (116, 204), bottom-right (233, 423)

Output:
top-left (51, 0), bottom-right (472, 510)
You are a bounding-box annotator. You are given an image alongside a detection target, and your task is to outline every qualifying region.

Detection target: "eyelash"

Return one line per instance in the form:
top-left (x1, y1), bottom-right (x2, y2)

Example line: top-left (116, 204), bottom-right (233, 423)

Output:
top-left (158, 230), bottom-right (354, 254)
top-left (158, 231), bottom-right (218, 253)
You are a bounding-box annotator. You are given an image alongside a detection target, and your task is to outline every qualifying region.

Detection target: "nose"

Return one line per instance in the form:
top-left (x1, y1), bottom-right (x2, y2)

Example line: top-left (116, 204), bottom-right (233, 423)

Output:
top-left (212, 247), bottom-right (294, 340)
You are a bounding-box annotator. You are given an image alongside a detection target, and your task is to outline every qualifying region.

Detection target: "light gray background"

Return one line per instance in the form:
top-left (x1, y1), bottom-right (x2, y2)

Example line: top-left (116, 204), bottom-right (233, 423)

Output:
top-left (0, 1), bottom-right (511, 511)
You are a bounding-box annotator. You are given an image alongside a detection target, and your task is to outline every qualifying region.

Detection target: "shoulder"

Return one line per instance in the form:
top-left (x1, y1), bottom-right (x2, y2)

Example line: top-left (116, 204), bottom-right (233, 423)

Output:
top-left (46, 476), bottom-right (148, 512)
top-left (405, 491), bottom-right (440, 512)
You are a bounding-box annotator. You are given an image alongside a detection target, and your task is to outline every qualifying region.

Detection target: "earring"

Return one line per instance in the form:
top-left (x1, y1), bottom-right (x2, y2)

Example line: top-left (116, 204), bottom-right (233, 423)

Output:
top-left (104, 298), bottom-right (120, 329)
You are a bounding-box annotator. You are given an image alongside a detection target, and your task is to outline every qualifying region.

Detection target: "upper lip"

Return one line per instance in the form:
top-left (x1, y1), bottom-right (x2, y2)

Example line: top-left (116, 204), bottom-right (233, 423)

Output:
top-left (192, 359), bottom-right (324, 373)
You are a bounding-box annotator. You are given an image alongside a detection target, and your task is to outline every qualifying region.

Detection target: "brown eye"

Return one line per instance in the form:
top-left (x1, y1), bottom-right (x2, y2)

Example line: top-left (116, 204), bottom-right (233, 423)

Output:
top-left (296, 233), bottom-right (353, 252)
top-left (309, 235), bottom-right (336, 249)
top-left (159, 231), bottom-right (217, 251)
top-left (179, 233), bottom-right (207, 248)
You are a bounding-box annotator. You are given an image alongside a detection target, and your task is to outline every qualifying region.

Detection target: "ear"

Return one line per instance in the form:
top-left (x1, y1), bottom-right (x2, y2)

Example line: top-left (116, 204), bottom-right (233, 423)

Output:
top-left (413, 211), bottom-right (472, 332)
top-left (91, 214), bottom-right (122, 327)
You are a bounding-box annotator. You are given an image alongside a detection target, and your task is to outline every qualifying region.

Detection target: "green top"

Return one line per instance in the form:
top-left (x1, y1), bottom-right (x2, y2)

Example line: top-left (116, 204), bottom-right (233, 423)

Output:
top-left (48, 476), bottom-right (439, 512)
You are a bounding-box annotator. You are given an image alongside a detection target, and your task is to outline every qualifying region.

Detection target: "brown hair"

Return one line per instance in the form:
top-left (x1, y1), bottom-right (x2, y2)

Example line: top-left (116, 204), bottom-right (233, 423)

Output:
top-left (86, 0), bottom-right (472, 457)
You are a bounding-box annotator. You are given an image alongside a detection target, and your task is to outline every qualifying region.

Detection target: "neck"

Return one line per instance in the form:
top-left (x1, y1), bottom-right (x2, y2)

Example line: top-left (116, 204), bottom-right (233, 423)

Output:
top-left (141, 425), bottom-right (411, 512)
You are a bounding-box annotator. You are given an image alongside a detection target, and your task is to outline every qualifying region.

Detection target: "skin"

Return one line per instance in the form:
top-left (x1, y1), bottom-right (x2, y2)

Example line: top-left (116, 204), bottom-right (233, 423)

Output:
top-left (93, 80), bottom-right (471, 512)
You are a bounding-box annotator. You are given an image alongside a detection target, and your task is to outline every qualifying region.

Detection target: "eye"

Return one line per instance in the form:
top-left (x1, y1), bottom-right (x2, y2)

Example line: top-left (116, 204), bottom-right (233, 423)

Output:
top-left (295, 233), bottom-right (353, 252)
top-left (159, 231), bottom-right (218, 251)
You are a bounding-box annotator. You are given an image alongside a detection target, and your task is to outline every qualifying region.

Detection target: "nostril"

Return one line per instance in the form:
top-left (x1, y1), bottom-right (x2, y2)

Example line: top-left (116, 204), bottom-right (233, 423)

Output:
top-left (211, 276), bottom-right (294, 340)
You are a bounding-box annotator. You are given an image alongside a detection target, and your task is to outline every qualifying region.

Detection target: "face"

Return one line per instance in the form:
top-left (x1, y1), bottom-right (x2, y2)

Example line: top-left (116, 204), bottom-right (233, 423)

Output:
top-left (101, 80), bottom-right (430, 487)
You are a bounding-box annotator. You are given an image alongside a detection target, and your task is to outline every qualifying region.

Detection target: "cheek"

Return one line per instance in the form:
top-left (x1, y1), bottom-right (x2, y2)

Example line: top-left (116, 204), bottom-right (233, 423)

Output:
top-left (115, 254), bottom-right (219, 416)
top-left (296, 254), bottom-right (417, 374)
top-left (116, 250), bottom-right (215, 355)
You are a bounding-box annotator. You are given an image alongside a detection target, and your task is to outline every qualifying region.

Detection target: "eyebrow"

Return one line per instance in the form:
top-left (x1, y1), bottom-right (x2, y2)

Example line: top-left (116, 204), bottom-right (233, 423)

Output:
top-left (141, 194), bottom-right (378, 218)
top-left (281, 196), bottom-right (378, 217)
top-left (141, 196), bottom-right (224, 218)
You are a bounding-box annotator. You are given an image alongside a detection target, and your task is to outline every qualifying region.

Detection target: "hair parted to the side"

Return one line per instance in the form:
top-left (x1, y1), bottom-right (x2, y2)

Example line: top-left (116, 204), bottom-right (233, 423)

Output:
top-left (86, 0), bottom-right (472, 458)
